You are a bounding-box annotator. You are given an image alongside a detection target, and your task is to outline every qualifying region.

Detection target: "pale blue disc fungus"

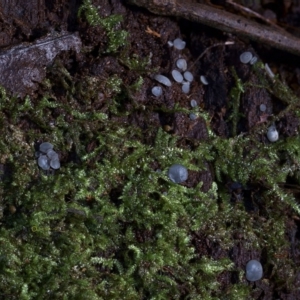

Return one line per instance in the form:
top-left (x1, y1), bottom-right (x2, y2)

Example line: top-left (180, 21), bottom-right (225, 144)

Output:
top-left (250, 56), bottom-right (258, 65)
top-left (50, 158), bottom-right (61, 170)
top-left (154, 74), bottom-right (172, 87)
top-left (190, 99), bottom-right (197, 107)
top-left (172, 69), bottom-right (184, 83)
top-left (259, 104), bottom-right (266, 112)
top-left (46, 149), bottom-right (59, 160)
top-left (168, 164), bottom-right (188, 183)
top-left (267, 125), bottom-right (279, 142)
top-left (173, 38), bottom-right (186, 50)
top-left (189, 113), bottom-right (197, 120)
top-left (240, 51), bottom-right (253, 64)
top-left (167, 41), bottom-right (173, 47)
top-left (200, 75), bottom-right (209, 85)
top-left (38, 155), bottom-right (50, 170)
top-left (182, 82), bottom-right (190, 94)
top-left (152, 86), bottom-right (162, 97)
top-left (36, 142), bottom-right (61, 170)
top-left (39, 142), bottom-right (53, 154)
top-left (246, 260), bottom-right (263, 281)
top-left (176, 58), bottom-right (187, 71)
top-left (183, 71), bottom-right (193, 82)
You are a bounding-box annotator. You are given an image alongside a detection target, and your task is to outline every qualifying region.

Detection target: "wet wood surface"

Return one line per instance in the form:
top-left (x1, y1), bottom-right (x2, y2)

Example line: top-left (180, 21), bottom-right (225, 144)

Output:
top-left (127, 0), bottom-right (300, 57)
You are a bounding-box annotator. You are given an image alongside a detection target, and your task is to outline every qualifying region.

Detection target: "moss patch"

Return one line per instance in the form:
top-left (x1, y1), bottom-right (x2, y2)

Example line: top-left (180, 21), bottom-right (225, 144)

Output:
top-left (0, 0), bottom-right (300, 299)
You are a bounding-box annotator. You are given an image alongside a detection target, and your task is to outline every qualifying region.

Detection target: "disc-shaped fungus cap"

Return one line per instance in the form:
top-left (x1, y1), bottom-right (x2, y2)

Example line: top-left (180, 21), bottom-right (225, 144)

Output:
top-left (176, 58), bottom-right (187, 71)
top-left (46, 149), bottom-right (59, 160)
top-left (172, 70), bottom-right (184, 83)
top-left (183, 71), bottom-right (193, 82)
top-left (38, 155), bottom-right (50, 170)
top-left (173, 38), bottom-right (186, 50)
top-left (168, 164), bottom-right (188, 183)
top-left (182, 82), bottom-right (190, 94)
top-left (36, 142), bottom-right (61, 170)
top-left (50, 158), bottom-right (61, 170)
top-left (246, 260), bottom-right (263, 281)
top-left (200, 75), bottom-right (209, 85)
top-left (154, 74), bottom-right (172, 87)
top-left (151, 86), bottom-right (162, 97)
top-left (240, 51), bottom-right (253, 64)
top-left (267, 125), bottom-right (279, 142)
top-left (190, 99), bottom-right (197, 108)
top-left (39, 142), bottom-right (54, 154)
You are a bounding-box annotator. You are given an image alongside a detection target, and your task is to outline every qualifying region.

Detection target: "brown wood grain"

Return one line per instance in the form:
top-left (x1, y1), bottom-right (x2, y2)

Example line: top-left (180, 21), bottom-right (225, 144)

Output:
top-left (127, 0), bottom-right (300, 57)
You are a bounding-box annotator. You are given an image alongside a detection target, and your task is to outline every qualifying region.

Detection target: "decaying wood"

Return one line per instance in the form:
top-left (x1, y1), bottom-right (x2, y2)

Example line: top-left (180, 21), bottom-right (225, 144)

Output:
top-left (127, 0), bottom-right (300, 57)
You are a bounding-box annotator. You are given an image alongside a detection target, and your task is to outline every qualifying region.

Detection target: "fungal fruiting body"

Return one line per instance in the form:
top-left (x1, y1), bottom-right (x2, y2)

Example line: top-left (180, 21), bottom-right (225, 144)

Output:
top-left (154, 74), bottom-right (172, 87)
top-left (267, 125), bottom-right (279, 142)
top-left (173, 38), bottom-right (186, 50)
top-left (250, 56), bottom-right (258, 65)
top-left (240, 51), bottom-right (253, 64)
top-left (200, 75), bottom-right (209, 85)
top-left (38, 155), bottom-right (50, 170)
top-left (190, 99), bottom-right (197, 108)
top-left (246, 260), bottom-right (263, 281)
top-left (167, 41), bottom-right (173, 47)
top-left (37, 142), bottom-right (61, 170)
top-left (176, 58), bottom-right (187, 71)
top-left (259, 104), bottom-right (266, 112)
top-left (182, 82), bottom-right (190, 94)
top-left (172, 70), bottom-right (184, 83)
top-left (151, 86), bottom-right (162, 97)
top-left (189, 113), bottom-right (197, 120)
top-left (168, 164), bottom-right (188, 183)
top-left (39, 142), bottom-right (53, 153)
top-left (183, 71), bottom-right (193, 82)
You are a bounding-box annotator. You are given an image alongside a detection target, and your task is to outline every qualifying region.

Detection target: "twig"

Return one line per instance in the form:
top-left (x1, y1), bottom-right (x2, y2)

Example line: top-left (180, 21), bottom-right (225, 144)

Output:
top-left (225, 0), bottom-right (285, 33)
top-left (188, 41), bottom-right (234, 71)
top-left (127, 0), bottom-right (300, 57)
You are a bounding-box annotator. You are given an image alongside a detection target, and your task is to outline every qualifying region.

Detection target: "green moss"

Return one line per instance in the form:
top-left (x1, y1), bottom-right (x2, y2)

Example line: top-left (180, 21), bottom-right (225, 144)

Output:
top-left (1, 62), bottom-right (300, 297)
top-left (1, 3), bottom-right (300, 298)
top-left (228, 67), bottom-right (244, 136)
top-left (119, 53), bottom-right (152, 74)
top-left (78, 0), bottom-right (128, 53)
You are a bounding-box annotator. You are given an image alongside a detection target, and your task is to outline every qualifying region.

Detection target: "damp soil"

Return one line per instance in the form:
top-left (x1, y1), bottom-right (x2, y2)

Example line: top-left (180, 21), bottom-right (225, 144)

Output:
top-left (1, 0), bottom-right (300, 298)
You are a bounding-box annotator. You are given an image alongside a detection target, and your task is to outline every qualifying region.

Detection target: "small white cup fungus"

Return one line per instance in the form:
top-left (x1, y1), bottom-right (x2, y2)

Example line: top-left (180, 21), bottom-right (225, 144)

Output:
top-left (190, 99), bottom-right (197, 107)
top-left (183, 71), bottom-right (194, 82)
top-left (152, 86), bottom-right (162, 97)
top-left (38, 155), bottom-right (51, 170)
top-left (259, 104), bottom-right (266, 112)
top-left (189, 113), bottom-right (197, 120)
top-left (200, 75), bottom-right (209, 85)
top-left (167, 41), bottom-right (173, 47)
top-left (246, 260), bottom-right (263, 281)
top-left (250, 56), bottom-right (258, 65)
top-left (50, 158), bottom-right (61, 170)
top-left (154, 74), bottom-right (172, 87)
top-left (173, 38), bottom-right (186, 50)
top-left (182, 82), bottom-right (190, 94)
top-left (39, 142), bottom-right (54, 154)
top-left (46, 149), bottom-right (59, 160)
top-left (168, 164), bottom-right (188, 183)
top-left (36, 142), bottom-right (61, 170)
top-left (172, 70), bottom-right (184, 83)
top-left (240, 51), bottom-right (253, 64)
top-left (176, 58), bottom-right (187, 71)
top-left (267, 125), bottom-right (279, 142)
